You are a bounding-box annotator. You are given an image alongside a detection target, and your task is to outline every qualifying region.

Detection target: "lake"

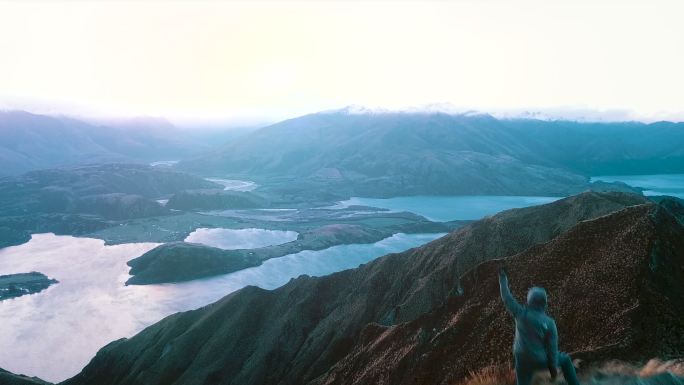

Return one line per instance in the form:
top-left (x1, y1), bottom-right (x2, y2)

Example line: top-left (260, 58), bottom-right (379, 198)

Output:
top-left (0, 232), bottom-right (441, 382)
top-left (185, 228), bottom-right (299, 249)
top-left (0, 193), bottom-right (570, 382)
top-left (335, 195), bottom-right (560, 221)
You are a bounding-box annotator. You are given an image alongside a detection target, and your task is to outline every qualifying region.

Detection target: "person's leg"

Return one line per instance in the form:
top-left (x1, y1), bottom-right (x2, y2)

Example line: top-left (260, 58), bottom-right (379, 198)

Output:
top-left (558, 352), bottom-right (580, 385)
top-left (514, 356), bottom-right (534, 385)
top-left (515, 367), bottom-right (534, 385)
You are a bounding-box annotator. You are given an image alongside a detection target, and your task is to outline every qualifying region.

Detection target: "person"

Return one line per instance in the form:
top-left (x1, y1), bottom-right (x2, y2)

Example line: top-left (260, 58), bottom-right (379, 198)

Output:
top-left (498, 267), bottom-right (580, 385)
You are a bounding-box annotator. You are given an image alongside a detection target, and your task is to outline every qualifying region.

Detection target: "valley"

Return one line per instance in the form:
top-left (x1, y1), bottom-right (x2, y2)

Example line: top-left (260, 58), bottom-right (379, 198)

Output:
top-left (4, 3), bottom-right (684, 384)
top-left (59, 191), bottom-right (684, 385)
top-left (0, 186), bottom-right (562, 382)
top-left (1, 110), bottom-right (684, 384)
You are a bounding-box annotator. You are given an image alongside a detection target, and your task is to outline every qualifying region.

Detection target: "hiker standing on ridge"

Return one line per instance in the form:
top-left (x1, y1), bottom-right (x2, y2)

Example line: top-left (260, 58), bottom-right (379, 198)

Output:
top-left (498, 267), bottom-right (580, 385)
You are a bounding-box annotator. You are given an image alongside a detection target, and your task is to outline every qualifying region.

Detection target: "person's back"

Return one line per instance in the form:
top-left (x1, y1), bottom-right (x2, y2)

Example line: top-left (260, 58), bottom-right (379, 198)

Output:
top-left (498, 267), bottom-right (580, 385)
top-left (511, 287), bottom-right (557, 366)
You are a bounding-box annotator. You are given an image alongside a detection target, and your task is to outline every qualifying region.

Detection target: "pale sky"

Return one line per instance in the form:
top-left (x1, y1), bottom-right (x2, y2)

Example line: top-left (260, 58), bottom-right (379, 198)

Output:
top-left (1, 0), bottom-right (683, 124)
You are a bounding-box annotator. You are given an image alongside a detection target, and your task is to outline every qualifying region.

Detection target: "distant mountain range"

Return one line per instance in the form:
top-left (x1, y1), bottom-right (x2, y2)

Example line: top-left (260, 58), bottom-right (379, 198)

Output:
top-left (321, 104), bottom-right (680, 123)
top-left (57, 192), bottom-right (684, 385)
top-left (179, 109), bottom-right (684, 196)
top-left (4, 108), bottom-right (683, 196)
top-left (0, 111), bottom-right (249, 176)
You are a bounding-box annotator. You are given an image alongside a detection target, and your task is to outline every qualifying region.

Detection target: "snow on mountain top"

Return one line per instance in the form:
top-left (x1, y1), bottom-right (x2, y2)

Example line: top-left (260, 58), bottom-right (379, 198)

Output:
top-left (322, 103), bottom-right (679, 123)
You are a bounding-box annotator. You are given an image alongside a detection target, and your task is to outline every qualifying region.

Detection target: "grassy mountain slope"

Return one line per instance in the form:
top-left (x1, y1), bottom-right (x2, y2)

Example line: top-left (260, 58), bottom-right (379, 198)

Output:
top-left (315, 203), bottom-right (684, 385)
top-left (61, 192), bottom-right (652, 385)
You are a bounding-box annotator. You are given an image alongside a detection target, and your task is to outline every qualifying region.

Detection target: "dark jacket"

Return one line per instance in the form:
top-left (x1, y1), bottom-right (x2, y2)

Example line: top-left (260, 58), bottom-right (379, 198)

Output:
top-left (499, 274), bottom-right (558, 367)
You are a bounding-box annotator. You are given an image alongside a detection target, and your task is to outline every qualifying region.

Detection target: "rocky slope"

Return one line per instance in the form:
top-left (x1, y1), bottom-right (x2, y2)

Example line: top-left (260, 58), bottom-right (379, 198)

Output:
top-left (315, 203), bottom-right (684, 385)
top-left (61, 192), bottom-right (654, 385)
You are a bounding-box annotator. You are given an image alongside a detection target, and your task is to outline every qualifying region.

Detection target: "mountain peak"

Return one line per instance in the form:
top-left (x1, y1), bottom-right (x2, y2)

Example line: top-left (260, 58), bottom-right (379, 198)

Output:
top-left (322, 103), bottom-right (491, 118)
top-left (312, 104), bottom-right (676, 123)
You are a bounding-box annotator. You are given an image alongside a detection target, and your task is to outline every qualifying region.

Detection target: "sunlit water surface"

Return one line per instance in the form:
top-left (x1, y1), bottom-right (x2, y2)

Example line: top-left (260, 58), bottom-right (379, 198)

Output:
top-left (0, 232), bottom-right (441, 382)
top-left (0, 194), bottom-right (575, 381)
top-left (185, 228), bottom-right (299, 249)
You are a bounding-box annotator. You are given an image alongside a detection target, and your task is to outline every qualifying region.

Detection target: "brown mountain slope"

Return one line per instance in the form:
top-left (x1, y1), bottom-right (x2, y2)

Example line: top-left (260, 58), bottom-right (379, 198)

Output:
top-left (369, 191), bottom-right (649, 324)
top-left (61, 192), bottom-right (649, 385)
top-left (315, 204), bottom-right (684, 385)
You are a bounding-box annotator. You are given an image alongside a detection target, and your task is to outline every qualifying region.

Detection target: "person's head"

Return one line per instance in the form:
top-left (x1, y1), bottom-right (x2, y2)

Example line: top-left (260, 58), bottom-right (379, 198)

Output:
top-left (526, 286), bottom-right (547, 310)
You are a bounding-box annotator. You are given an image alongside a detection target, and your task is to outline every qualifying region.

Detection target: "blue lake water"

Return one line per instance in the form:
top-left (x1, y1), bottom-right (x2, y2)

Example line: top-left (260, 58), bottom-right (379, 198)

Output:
top-left (337, 195), bottom-right (561, 221)
top-left (591, 174), bottom-right (684, 199)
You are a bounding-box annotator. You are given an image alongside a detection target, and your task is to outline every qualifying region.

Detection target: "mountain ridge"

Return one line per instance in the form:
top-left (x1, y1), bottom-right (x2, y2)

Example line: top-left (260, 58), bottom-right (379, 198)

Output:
top-left (179, 111), bottom-right (684, 197)
top-left (314, 203), bottom-right (684, 385)
top-left (0, 110), bottom-right (213, 176)
top-left (60, 192), bottom-right (658, 385)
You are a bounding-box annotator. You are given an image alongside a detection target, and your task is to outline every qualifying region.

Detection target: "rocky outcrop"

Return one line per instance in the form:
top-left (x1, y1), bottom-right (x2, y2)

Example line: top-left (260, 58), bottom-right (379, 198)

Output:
top-left (62, 192), bottom-right (654, 385)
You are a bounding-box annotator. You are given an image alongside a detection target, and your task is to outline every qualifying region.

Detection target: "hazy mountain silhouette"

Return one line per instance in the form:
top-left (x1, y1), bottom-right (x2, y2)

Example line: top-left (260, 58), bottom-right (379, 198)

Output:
top-left (0, 111), bottom-right (213, 176)
top-left (0, 367), bottom-right (51, 385)
top-left (179, 110), bottom-right (684, 196)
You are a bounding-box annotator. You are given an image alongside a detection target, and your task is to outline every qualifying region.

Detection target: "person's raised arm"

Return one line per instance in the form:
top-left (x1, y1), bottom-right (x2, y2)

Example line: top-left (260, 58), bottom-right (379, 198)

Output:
top-left (498, 267), bottom-right (523, 317)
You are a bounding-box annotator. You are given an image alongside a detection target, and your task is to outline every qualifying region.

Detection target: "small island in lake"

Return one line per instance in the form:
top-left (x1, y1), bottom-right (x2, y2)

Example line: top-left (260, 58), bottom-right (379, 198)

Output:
top-left (0, 272), bottom-right (58, 301)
